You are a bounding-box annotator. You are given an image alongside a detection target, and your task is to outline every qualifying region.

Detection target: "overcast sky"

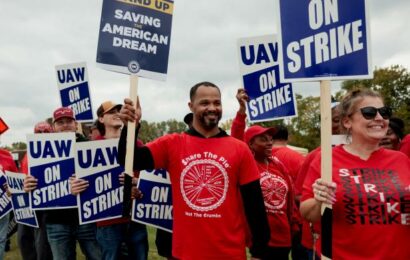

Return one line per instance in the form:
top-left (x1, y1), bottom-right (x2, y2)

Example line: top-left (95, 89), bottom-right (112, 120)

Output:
top-left (0, 0), bottom-right (409, 146)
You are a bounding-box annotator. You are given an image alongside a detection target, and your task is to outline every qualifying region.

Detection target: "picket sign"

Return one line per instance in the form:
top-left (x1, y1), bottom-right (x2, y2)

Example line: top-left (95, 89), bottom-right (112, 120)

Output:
top-left (320, 80), bottom-right (332, 260)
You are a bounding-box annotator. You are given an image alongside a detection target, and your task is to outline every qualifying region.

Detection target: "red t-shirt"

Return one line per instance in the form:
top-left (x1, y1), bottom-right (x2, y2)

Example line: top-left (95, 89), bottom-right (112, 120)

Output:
top-left (147, 132), bottom-right (260, 260)
top-left (258, 158), bottom-right (293, 247)
top-left (302, 145), bottom-right (410, 259)
top-left (271, 146), bottom-right (305, 182)
top-left (20, 153), bottom-right (28, 174)
top-left (400, 134), bottom-right (410, 158)
top-left (0, 149), bottom-right (18, 173)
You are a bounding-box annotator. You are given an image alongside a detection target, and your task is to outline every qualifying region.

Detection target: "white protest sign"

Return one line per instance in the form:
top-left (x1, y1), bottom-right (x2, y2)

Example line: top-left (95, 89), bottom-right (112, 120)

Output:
top-left (75, 139), bottom-right (125, 224)
top-left (237, 34), bottom-right (297, 122)
top-left (27, 132), bottom-right (77, 210)
top-left (276, 0), bottom-right (371, 82)
top-left (55, 62), bottom-right (94, 122)
top-left (6, 171), bottom-right (38, 227)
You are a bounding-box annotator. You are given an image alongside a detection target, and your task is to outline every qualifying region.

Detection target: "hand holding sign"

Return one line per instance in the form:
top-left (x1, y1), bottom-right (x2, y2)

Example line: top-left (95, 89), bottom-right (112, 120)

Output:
top-left (23, 175), bottom-right (38, 193)
top-left (119, 97), bottom-right (141, 127)
top-left (70, 175), bottom-right (89, 196)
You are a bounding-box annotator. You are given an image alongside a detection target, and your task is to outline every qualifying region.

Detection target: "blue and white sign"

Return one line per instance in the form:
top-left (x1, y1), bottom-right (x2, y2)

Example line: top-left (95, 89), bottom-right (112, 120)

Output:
top-left (276, 0), bottom-right (371, 82)
top-left (56, 62), bottom-right (94, 122)
top-left (132, 168), bottom-right (172, 232)
top-left (75, 139), bottom-right (125, 224)
top-left (238, 35), bottom-right (297, 122)
top-left (0, 171), bottom-right (12, 219)
top-left (5, 171), bottom-right (38, 228)
top-left (96, 0), bottom-right (174, 80)
top-left (27, 133), bottom-right (77, 210)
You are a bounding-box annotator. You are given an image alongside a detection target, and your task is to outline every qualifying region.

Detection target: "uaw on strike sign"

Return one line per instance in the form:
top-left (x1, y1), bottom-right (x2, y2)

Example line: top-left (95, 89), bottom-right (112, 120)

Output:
top-left (55, 62), bottom-right (94, 122)
top-left (97, 0), bottom-right (174, 80)
top-left (27, 133), bottom-right (77, 210)
top-left (6, 171), bottom-right (38, 227)
top-left (132, 169), bottom-right (172, 232)
top-left (276, 0), bottom-right (371, 82)
top-left (237, 35), bottom-right (297, 123)
top-left (75, 139), bottom-right (125, 224)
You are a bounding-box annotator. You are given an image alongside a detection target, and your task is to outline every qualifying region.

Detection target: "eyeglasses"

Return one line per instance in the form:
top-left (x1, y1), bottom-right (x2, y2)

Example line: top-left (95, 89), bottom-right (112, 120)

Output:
top-left (359, 106), bottom-right (392, 120)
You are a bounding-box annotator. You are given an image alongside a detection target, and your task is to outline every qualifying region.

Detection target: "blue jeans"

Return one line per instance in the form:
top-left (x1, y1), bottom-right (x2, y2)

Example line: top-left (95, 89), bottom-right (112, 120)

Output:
top-left (46, 223), bottom-right (101, 260)
top-left (0, 213), bottom-right (9, 260)
top-left (96, 222), bottom-right (148, 260)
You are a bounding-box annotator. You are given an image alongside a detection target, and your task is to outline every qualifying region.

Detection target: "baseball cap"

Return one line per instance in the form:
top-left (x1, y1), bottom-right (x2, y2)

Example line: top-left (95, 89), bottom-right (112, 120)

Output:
top-left (34, 121), bottom-right (53, 133)
top-left (97, 101), bottom-right (122, 117)
top-left (53, 107), bottom-right (75, 122)
top-left (244, 125), bottom-right (277, 144)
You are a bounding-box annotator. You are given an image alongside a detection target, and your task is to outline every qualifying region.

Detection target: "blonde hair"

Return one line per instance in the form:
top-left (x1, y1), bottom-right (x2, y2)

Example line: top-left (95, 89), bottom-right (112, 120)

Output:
top-left (339, 88), bottom-right (384, 132)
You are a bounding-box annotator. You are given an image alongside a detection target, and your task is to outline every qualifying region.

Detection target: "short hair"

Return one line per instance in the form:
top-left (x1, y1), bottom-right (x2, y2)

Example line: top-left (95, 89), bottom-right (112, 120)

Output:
top-left (189, 81), bottom-right (220, 101)
top-left (272, 125), bottom-right (288, 141)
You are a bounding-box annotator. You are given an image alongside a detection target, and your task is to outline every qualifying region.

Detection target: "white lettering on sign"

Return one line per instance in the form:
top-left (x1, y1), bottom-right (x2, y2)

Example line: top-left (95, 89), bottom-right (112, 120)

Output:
top-left (82, 186), bottom-right (124, 219)
top-left (151, 187), bottom-right (169, 203)
top-left (308, 0), bottom-right (339, 30)
top-left (287, 20), bottom-right (363, 73)
top-left (69, 98), bottom-right (91, 115)
top-left (32, 180), bottom-right (71, 205)
top-left (285, 0), bottom-right (364, 74)
top-left (44, 165), bottom-right (61, 184)
top-left (15, 208), bottom-right (35, 219)
top-left (249, 84), bottom-right (292, 117)
top-left (95, 173), bottom-right (112, 194)
top-left (136, 204), bottom-right (173, 219)
top-left (68, 88), bottom-right (81, 102)
top-left (259, 70), bottom-right (277, 93)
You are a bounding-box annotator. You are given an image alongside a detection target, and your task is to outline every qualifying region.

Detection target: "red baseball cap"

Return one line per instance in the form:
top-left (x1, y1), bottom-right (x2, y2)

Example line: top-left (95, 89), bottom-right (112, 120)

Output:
top-left (244, 125), bottom-right (277, 144)
top-left (53, 107), bottom-right (75, 122)
top-left (34, 121), bottom-right (53, 133)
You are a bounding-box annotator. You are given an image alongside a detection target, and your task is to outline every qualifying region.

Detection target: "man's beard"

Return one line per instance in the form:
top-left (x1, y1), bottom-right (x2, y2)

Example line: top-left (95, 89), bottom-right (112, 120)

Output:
top-left (198, 112), bottom-right (221, 130)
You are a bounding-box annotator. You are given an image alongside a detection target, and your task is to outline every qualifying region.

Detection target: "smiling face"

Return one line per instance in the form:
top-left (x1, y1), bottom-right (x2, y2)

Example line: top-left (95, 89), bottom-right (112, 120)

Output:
top-left (189, 85), bottom-right (222, 133)
top-left (99, 107), bottom-right (123, 129)
top-left (53, 117), bottom-right (77, 133)
top-left (343, 96), bottom-right (388, 145)
top-left (249, 133), bottom-right (273, 160)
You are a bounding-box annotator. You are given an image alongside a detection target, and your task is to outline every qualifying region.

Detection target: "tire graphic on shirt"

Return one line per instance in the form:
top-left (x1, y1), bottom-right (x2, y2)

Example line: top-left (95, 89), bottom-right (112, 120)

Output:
top-left (260, 172), bottom-right (288, 210)
top-left (180, 159), bottom-right (228, 212)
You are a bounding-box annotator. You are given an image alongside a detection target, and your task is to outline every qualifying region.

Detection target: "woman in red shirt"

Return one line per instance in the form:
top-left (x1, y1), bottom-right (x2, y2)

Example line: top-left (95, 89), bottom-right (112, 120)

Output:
top-left (231, 89), bottom-right (296, 260)
top-left (301, 89), bottom-right (410, 259)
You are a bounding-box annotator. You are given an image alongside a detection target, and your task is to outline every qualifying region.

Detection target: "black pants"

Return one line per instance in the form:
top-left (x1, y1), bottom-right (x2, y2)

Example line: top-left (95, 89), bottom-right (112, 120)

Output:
top-left (263, 246), bottom-right (291, 260)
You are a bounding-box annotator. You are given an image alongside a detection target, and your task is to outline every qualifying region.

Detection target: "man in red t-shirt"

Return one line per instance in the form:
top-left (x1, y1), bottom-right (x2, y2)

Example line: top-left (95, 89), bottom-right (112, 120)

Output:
top-left (118, 82), bottom-right (270, 260)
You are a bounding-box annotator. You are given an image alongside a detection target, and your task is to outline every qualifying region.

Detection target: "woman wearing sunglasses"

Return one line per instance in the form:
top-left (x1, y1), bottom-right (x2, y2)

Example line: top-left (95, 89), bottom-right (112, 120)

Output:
top-left (300, 89), bottom-right (410, 259)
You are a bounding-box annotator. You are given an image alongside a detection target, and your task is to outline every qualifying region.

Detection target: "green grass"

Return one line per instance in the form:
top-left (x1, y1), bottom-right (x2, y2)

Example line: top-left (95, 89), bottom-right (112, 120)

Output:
top-left (4, 226), bottom-right (164, 260)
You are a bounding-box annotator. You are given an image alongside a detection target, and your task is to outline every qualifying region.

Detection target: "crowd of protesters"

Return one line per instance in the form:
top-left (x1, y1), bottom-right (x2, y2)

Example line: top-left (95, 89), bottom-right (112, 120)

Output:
top-left (0, 82), bottom-right (410, 259)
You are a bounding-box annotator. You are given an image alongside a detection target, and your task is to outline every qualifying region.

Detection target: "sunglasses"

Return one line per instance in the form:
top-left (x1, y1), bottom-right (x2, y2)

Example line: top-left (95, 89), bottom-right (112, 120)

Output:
top-left (359, 106), bottom-right (392, 120)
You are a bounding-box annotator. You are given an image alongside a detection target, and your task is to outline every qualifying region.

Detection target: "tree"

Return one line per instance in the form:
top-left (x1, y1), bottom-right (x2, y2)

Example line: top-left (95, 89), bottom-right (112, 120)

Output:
top-left (339, 65), bottom-right (410, 131)
top-left (288, 94), bottom-right (321, 151)
top-left (138, 119), bottom-right (187, 143)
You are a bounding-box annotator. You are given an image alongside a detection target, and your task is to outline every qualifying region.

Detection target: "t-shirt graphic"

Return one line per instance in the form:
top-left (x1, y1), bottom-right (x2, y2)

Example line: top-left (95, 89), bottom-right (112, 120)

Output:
top-left (260, 171), bottom-right (288, 214)
top-left (180, 159), bottom-right (228, 212)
